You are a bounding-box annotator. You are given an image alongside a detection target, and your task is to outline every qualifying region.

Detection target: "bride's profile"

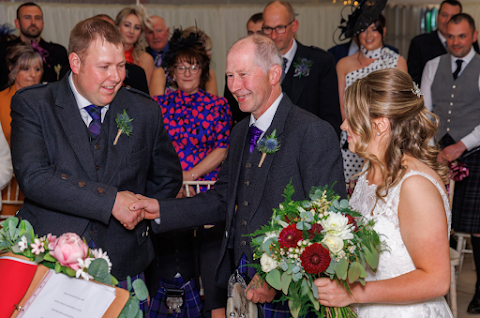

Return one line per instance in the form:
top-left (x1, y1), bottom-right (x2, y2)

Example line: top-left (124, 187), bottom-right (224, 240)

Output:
top-left (315, 68), bottom-right (453, 317)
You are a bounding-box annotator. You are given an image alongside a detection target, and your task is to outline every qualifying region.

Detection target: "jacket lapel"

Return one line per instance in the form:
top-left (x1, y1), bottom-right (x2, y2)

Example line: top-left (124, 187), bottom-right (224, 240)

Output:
top-left (101, 91), bottom-right (131, 185)
top-left (246, 95), bottom-right (292, 221)
top-left (282, 42), bottom-right (307, 105)
top-left (55, 76), bottom-right (97, 181)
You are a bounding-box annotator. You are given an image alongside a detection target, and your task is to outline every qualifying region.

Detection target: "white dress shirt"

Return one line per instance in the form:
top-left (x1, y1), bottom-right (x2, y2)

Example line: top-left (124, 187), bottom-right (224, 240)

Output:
top-left (249, 93), bottom-right (283, 139)
top-left (68, 73), bottom-right (110, 126)
top-left (283, 40), bottom-right (298, 75)
top-left (421, 47), bottom-right (480, 150)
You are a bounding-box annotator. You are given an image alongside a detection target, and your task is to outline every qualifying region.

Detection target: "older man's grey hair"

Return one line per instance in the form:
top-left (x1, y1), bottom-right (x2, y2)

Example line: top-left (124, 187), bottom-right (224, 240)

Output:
top-left (229, 35), bottom-right (283, 73)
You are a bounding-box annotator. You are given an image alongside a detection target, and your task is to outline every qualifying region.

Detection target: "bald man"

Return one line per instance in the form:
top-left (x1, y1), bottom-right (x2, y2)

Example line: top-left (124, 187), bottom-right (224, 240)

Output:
top-left (145, 15), bottom-right (170, 68)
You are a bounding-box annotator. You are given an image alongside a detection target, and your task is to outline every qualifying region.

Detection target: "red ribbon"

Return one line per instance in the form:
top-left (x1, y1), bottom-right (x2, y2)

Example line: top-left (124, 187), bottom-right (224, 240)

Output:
top-left (449, 161), bottom-right (469, 182)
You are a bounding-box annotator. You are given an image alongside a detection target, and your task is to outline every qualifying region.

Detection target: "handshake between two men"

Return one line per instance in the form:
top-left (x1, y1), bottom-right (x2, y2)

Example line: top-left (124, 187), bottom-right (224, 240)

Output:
top-left (113, 191), bottom-right (161, 230)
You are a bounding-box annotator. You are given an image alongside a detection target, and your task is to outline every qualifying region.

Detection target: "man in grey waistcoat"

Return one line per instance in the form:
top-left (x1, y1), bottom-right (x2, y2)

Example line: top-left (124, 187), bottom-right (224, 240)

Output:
top-left (421, 13), bottom-right (480, 314)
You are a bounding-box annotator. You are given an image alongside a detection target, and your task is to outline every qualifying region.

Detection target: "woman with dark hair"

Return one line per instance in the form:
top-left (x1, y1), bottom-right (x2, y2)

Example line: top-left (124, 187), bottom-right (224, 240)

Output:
top-left (336, 0), bottom-right (407, 191)
top-left (148, 29), bottom-right (232, 318)
top-left (315, 68), bottom-right (453, 317)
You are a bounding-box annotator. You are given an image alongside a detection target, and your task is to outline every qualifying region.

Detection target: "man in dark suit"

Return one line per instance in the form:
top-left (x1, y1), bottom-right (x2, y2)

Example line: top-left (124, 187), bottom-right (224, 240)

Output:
top-left (10, 17), bottom-right (182, 287)
top-left (133, 34), bottom-right (345, 316)
top-left (407, 0), bottom-right (479, 85)
top-left (145, 15), bottom-right (170, 69)
top-left (0, 2), bottom-right (69, 90)
top-left (262, 0), bottom-right (342, 137)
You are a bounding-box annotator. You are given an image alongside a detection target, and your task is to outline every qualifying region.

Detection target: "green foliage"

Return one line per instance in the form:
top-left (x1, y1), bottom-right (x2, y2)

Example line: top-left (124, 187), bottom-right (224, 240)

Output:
top-left (265, 268), bottom-right (282, 290)
top-left (115, 109), bottom-right (133, 137)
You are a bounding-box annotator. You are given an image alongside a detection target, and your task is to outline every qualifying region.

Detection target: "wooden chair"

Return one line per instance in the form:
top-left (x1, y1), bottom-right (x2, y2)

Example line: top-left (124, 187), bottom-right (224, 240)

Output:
top-left (449, 247), bottom-right (460, 318)
top-left (1, 175), bottom-right (24, 220)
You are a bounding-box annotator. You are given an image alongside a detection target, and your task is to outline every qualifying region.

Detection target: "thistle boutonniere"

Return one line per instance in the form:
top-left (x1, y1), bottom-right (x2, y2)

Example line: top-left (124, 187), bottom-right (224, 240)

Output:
top-left (293, 58), bottom-right (312, 78)
top-left (113, 110), bottom-right (133, 145)
top-left (257, 129), bottom-right (280, 167)
top-left (54, 64), bottom-right (62, 81)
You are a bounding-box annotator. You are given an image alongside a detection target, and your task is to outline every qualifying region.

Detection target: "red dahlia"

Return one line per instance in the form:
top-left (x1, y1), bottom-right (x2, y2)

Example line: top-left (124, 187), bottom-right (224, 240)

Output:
top-left (344, 213), bottom-right (358, 232)
top-left (300, 243), bottom-right (331, 274)
top-left (279, 224), bottom-right (303, 248)
top-left (308, 223), bottom-right (324, 239)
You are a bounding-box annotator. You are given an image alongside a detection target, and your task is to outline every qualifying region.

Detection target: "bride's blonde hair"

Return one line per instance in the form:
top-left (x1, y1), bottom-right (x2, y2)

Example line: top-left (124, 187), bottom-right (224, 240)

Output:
top-left (344, 68), bottom-right (448, 200)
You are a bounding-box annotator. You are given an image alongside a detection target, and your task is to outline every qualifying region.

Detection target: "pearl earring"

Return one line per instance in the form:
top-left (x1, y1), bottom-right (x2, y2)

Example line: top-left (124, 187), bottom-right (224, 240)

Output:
top-left (377, 132), bottom-right (380, 136)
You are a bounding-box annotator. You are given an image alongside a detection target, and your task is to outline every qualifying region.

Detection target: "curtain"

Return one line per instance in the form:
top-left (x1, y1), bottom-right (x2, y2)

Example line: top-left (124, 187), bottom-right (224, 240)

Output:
top-left (2, 2), bottom-right (480, 93)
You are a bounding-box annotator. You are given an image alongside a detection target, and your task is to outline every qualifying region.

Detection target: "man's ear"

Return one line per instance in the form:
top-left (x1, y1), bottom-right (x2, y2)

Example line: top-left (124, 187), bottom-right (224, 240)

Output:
top-left (269, 64), bottom-right (282, 85)
top-left (14, 19), bottom-right (20, 30)
top-left (69, 52), bottom-right (81, 74)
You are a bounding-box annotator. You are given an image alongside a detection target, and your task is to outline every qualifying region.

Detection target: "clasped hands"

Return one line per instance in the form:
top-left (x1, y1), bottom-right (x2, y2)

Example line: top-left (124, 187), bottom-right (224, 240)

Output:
top-left (111, 191), bottom-right (161, 230)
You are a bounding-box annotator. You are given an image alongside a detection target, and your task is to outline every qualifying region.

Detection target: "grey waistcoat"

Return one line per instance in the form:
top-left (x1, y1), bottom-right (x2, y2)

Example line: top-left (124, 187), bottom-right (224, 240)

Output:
top-left (431, 53), bottom-right (480, 142)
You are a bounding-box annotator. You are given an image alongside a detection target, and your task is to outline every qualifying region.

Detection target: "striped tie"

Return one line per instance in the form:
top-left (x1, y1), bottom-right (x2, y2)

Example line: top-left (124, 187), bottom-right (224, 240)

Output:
top-left (84, 105), bottom-right (102, 138)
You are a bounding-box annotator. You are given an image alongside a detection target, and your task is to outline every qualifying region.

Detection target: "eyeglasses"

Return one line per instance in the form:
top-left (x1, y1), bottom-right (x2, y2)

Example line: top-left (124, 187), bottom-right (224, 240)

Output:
top-left (262, 20), bottom-right (295, 35)
top-left (175, 64), bottom-right (201, 75)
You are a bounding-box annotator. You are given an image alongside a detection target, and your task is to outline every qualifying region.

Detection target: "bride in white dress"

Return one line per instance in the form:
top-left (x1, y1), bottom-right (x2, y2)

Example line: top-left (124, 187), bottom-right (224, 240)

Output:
top-left (315, 69), bottom-right (454, 317)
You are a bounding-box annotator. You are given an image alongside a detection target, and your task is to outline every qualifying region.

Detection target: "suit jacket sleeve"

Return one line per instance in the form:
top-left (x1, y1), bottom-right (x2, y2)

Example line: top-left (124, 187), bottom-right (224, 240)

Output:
top-left (407, 36), bottom-right (424, 85)
top-left (0, 122), bottom-right (12, 191)
top-left (317, 52), bottom-right (342, 137)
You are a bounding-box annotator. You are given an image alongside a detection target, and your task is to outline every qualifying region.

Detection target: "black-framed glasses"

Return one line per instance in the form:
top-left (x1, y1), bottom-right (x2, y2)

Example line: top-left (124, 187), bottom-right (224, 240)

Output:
top-left (175, 64), bottom-right (201, 75)
top-left (262, 20), bottom-right (295, 35)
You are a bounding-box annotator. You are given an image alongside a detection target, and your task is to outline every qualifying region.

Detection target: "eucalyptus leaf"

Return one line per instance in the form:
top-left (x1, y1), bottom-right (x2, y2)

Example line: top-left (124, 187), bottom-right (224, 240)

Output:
top-left (292, 272), bottom-right (302, 282)
top-left (339, 199), bottom-right (349, 209)
top-left (296, 221), bottom-right (305, 231)
top-left (262, 238), bottom-right (274, 254)
top-left (311, 281), bottom-right (319, 299)
top-left (359, 277), bottom-right (366, 286)
top-left (307, 286), bottom-right (320, 311)
top-left (35, 253), bottom-right (45, 263)
top-left (348, 262), bottom-right (361, 283)
top-left (281, 271), bottom-right (291, 295)
top-left (132, 279), bottom-right (149, 301)
top-left (122, 298), bottom-right (139, 318)
top-left (281, 260), bottom-right (288, 271)
top-left (292, 265), bottom-right (300, 274)
top-left (11, 245), bottom-right (21, 254)
top-left (301, 278), bottom-right (310, 296)
top-left (334, 257), bottom-right (348, 280)
top-left (88, 258), bottom-right (109, 279)
top-left (127, 276), bottom-right (132, 292)
top-left (325, 258), bottom-right (336, 275)
top-left (359, 264), bottom-right (368, 278)
top-left (265, 269), bottom-right (282, 290)
top-left (287, 262), bottom-right (295, 274)
top-left (332, 200), bottom-right (340, 209)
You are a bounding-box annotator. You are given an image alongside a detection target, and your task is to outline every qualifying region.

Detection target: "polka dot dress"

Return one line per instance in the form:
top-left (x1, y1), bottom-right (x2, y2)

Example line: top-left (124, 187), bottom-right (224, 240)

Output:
top-left (341, 47), bottom-right (400, 182)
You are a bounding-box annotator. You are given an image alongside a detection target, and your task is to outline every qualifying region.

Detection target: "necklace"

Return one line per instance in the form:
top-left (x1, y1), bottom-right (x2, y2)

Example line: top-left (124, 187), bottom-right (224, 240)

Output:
top-left (360, 46), bottom-right (383, 59)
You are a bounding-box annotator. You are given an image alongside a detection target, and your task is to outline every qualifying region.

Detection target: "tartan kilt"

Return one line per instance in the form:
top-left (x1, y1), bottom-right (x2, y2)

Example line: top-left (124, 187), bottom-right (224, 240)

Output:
top-left (452, 149), bottom-right (480, 233)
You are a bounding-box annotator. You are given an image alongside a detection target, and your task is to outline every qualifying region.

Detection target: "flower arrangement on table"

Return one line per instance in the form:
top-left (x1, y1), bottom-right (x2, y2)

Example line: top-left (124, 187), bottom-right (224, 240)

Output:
top-left (249, 183), bottom-right (384, 318)
top-left (0, 217), bottom-right (147, 318)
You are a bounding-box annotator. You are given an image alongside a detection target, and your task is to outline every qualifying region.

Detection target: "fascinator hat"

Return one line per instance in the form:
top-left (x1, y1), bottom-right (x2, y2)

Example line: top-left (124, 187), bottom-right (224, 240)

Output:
top-left (163, 27), bottom-right (206, 69)
top-left (338, 0), bottom-right (387, 41)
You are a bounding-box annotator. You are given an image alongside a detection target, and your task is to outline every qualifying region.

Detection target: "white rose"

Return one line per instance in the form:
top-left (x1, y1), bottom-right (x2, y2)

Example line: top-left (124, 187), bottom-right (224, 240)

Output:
top-left (263, 231), bottom-right (279, 243)
top-left (322, 234), bottom-right (344, 254)
top-left (260, 253), bottom-right (279, 273)
top-left (320, 212), bottom-right (354, 240)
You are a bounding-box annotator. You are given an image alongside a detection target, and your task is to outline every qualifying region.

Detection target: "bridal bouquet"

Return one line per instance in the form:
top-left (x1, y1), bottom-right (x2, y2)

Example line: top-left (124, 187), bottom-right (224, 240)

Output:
top-left (0, 217), bottom-right (147, 318)
top-left (249, 183), bottom-right (384, 318)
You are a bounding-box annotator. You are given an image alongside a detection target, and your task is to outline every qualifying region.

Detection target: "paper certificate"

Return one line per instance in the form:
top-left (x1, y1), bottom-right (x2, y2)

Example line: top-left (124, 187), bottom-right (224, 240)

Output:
top-left (18, 269), bottom-right (116, 318)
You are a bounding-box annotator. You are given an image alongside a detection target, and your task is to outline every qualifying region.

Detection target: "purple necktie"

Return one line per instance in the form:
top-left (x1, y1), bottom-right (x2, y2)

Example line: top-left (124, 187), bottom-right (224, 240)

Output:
top-left (249, 125), bottom-right (263, 153)
top-left (85, 105), bottom-right (102, 138)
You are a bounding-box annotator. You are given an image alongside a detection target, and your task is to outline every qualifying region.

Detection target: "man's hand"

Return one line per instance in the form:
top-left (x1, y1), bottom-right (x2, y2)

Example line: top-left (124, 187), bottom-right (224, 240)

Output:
top-left (437, 141), bottom-right (466, 164)
top-left (130, 194), bottom-right (161, 220)
top-left (245, 273), bottom-right (276, 303)
top-left (112, 191), bottom-right (143, 230)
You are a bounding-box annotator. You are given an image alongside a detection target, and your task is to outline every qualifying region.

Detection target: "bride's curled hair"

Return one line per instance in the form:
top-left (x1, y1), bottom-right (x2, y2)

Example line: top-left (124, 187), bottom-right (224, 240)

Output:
top-left (344, 68), bottom-right (448, 200)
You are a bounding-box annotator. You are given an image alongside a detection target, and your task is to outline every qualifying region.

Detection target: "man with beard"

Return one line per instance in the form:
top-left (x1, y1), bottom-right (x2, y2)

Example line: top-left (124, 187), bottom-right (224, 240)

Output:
top-left (0, 2), bottom-right (69, 90)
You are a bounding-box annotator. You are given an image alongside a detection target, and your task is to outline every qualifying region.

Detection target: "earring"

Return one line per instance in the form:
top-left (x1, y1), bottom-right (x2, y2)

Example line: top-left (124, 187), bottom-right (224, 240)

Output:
top-left (377, 132), bottom-right (380, 136)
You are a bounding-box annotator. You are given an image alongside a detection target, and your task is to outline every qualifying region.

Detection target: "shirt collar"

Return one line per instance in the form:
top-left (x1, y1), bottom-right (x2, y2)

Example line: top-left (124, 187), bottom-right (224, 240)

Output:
top-left (283, 39), bottom-right (298, 64)
top-left (450, 46), bottom-right (476, 66)
top-left (437, 30), bottom-right (447, 48)
top-left (68, 72), bottom-right (110, 112)
top-left (249, 93), bottom-right (283, 134)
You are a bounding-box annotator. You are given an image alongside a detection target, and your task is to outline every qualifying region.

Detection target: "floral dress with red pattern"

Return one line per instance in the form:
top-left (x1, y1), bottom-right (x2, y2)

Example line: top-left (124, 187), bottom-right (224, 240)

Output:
top-left (154, 88), bottom-right (232, 183)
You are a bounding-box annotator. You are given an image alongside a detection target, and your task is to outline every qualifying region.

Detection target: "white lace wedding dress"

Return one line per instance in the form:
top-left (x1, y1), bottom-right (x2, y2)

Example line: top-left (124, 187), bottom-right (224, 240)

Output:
top-left (348, 169), bottom-right (454, 317)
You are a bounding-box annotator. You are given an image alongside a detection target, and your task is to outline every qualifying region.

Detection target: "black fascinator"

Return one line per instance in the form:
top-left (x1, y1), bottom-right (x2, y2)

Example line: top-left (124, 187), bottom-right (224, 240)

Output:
top-left (162, 27), bottom-right (205, 69)
top-left (338, 0), bottom-right (387, 41)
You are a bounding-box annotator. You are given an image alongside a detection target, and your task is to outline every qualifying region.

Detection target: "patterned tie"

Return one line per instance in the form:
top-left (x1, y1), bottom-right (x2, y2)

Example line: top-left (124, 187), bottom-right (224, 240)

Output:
top-left (453, 59), bottom-right (463, 80)
top-left (248, 125), bottom-right (263, 153)
top-left (154, 52), bottom-right (163, 68)
top-left (84, 105), bottom-right (102, 138)
top-left (282, 57), bottom-right (288, 82)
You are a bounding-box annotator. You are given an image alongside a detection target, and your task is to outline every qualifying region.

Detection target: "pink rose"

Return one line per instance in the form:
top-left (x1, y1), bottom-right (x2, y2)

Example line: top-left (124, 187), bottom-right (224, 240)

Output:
top-left (47, 233), bottom-right (57, 250)
top-left (50, 233), bottom-right (88, 271)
